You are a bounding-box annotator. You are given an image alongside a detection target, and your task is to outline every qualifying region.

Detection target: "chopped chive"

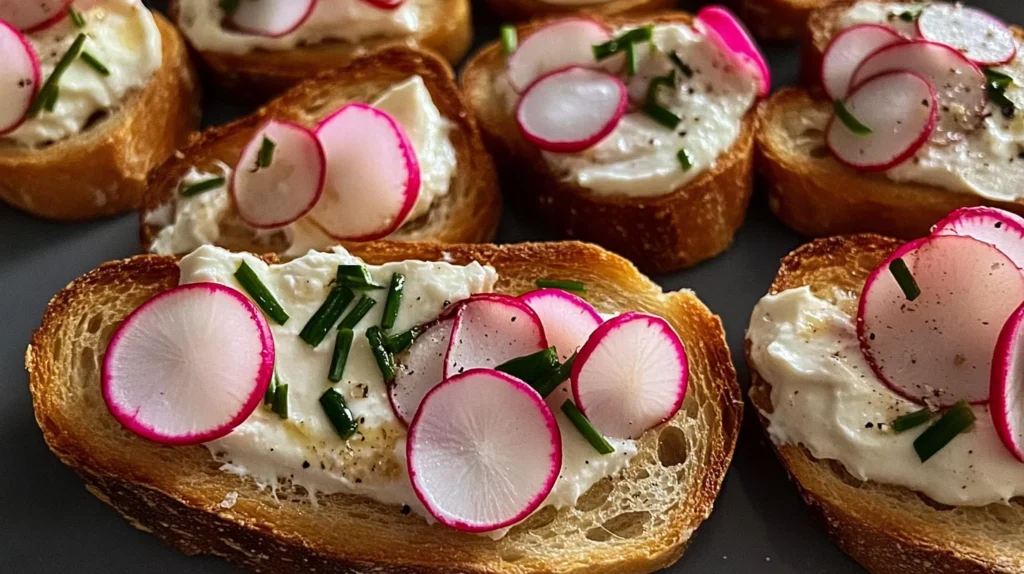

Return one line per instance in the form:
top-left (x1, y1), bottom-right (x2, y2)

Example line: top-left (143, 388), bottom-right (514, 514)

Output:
top-left (891, 408), bottom-right (935, 433)
top-left (641, 100), bottom-right (682, 130)
top-left (592, 25), bottom-right (654, 61)
top-left (625, 42), bottom-right (639, 76)
top-left (561, 400), bottom-right (614, 455)
top-left (497, 347), bottom-right (560, 384)
top-left (385, 326), bottom-right (422, 354)
top-left (500, 25), bottom-right (517, 54)
top-left (339, 295), bottom-right (377, 330)
top-left (646, 70), bottom-right (676, 103)
top-left (299, 287), bottom-right (354, 348)
top-left (264, 372), bottom-right (279, 405)
top-left (43, 86), bottom-right (59, 112)
top-left (536, 279), bottom-right (586, 293)
top-left (366, 326), bottom-right (397, 383)
top-left (28, 33), bottom-right (87, 117)
top-left (68, 7), bottom-right (86, 28)
top-left (534, 351), bottom-right (577, 398)
top-left (337, 265), bottom-right (384, 290)
top-left (895, 8), bottom-right (921, 22)
top-left (381, 273), bottom-right (405, 330)
top-left (180, 176), bottom-right (226, 197)
top-left (234, 261), bottom-right (290, 325)
top-left (80, 51), bottom-right (110, 76)
top-left (888, 257), bottom-right (921, 301)
top-left (677, 149), bottom-right (693, 171)
top-left (320, 388), bottom-right (358, 439)
top-left (833, 99), bottom-right (872, 135)
top-left (219, 0), bottom-right (240, 14)
top-left (328, 329), bottom-right (355, 383)
top-left (913, 401), bottom-right (975, 462)
top-left (271, 383), bottom-right (289, 419)
top-left (253, 136), bottom-right (275, 171)
top-left (669, 53), bottom-right (693, 78)
top-left (985, 68), bottom-right (1016, 118)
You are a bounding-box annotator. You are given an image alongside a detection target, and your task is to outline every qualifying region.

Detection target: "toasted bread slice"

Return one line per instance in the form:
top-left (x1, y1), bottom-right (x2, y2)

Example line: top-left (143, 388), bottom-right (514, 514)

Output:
top-left (482, 0), bottom-right (674, 25)
top-left (746, 234), bottom-right (1024, 573)
top-left (28, 240), bottom-right (742, 574)
top-left (0, 13), bottom-right (199, 221)
top-left (169, 0), bottom-right (472, 98)
top-left (141, 47), bottom-right (502, 256)
top-left (460, 12), bottom-right (757, 274)
top-left (735, 0), bottom-right (834, 42)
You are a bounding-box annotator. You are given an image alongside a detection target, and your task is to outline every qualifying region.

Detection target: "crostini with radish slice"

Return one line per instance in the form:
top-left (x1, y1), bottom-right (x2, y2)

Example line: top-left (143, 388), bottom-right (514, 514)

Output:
top-left (0, 0), bottom-right (73, 33)
top-left (0, 21), bottom-right (40, 136)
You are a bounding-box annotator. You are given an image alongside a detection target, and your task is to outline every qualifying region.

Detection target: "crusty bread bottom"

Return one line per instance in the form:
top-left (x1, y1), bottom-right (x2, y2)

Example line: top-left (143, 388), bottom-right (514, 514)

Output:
top-left (735, 0), bottom-right (834, 42)
top-left (483, 0), bottom-right (675, 24)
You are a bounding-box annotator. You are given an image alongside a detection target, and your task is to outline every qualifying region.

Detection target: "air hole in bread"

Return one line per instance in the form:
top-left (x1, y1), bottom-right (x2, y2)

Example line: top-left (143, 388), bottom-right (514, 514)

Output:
top-left (809, 145), bottom-right (830, 159)
top-left (80, 347), bottom-right (96, 374)
top-left (575, 478), bottom-right (614, 512)
top-left (684, 397), bottom-right (700, 419)
top-left (585, 526), bottom-right (613, 542)
top-left (499, 548), bottom-right (527, 562)
top-left (510, 505), bottom-right (557, 537)
top-left (657, 426), bottom-right (689, 467)
top-left (823, 458), bottom-right (864, 489)
top-left (87, 314), bottom-right (104, 334)
top-left (304, 99), bottom-right (330, 117)
top-left (84, 110), bottom-right (109, 132)
top-left (600, 511), bottom-right (650, 539)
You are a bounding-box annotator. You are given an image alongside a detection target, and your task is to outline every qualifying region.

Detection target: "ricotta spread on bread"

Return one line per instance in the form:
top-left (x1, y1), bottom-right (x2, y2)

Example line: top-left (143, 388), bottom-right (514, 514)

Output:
top-left (179, 245), bottom-right (637, 537)
top-left (174, 0), bottom-right (418, 55)
top-left (2, 0), bottom-right (162, 148)
top-left (147, 75), bottom-right (457, 257)
top-left (748, 286), bottom-right (1024, 506)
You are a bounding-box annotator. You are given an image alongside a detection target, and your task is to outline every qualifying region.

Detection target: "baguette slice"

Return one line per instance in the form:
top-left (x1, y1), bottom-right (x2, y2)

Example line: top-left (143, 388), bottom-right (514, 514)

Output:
top-left (482, 0), bottom-right (674, 25)
top-left (460, 12), bottom-right (757, 274)
top-left (747, 234), bottom-right (1024, 573)
top-left (141, 47), bottom-right (502, 256)
top-left (0, 13), bottom-right (199, 221)
top-left (735, 0), bottom-right (834, 42)
top-left (169, 0), bottom-right (472, 98)
top-left (27, 240), bottom-right (742, 574)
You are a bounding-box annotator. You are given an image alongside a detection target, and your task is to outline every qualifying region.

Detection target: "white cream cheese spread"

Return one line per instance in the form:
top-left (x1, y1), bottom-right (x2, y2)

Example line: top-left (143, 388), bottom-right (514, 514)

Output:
top-left (178, 245), bottom-right (636, 537)
top-left (174, 0), bottom-right (418, 55)
top-left (2, 0), bottom-right (162, 147)
top-left (499, 23), bottom-right (759, 198)
top-left (147, 75), bottom-right (456, 257)
top-left (748, 286), bottom-right (1024, 506)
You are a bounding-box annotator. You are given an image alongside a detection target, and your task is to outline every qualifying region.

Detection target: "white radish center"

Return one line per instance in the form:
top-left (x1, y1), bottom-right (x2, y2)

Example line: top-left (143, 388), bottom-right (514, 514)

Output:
top-left (390, 318), bottom-right (454, 424)
top-left (445, 297), bottom-right (546, 377)
top-left (0, 0), bottom-right (68, 31)
top-left (932, 207), bottom-right (1024, 270)
top-left (521, 290), bottom-right (601, 361)
top-left (0, 24), bottom-right (37, 134)
top-left (506, 19), bottom-right (614, 92)
top-left (918, 4), bottom-right (1016, 65)
top-left (230, 0), bottom-right (314, 37)
top-left (516, 67), bottom-right (625, 151)
top-left (821, 25), bottom-right (902, 100)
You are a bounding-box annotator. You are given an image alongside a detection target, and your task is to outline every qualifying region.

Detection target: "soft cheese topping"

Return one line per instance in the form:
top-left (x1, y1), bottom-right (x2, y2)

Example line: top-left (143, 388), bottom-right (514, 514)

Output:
top-left (748, 286), bottom-right (1024, 506)
top-left (174, 0), bottom-right (417, 55)
top-left (180, 245), bottom-right (636, 537)
top-left (2, 0), bottom-right (162, 147)
top-left (147, 75), bottom-right (456, 257)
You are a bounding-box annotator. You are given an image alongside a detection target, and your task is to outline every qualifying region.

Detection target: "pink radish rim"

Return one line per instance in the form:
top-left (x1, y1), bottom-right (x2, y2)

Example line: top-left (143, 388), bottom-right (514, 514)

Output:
top-left (695, 5), bottom-right (771, 97)
top-left (506, 17), bottom-right (614, 93)
top-left (520, 288), bottom-right (603, 325)
top-left (931, 207), bottom-right (1024, 271)
top-left (229, 120), bottom-right (327, 229)
top-left (570, 312), bottom-right (688, 432)
top-left (442, 293), bottom-right (549, 378)
top-left (101, 283), bottom-right (275, 446)
top-left (230, 0), bottom-right (318, 39)
top-left (991, 302), bottom-right (1024, 462)
top-left (19, 0), bottom-right (73, 33)
top-left (387, 316), bottom-right (453, 426)
top-left (916, 6), bottom-right (1017, 66)
top-left (515, 65), bottom-right (627, 154)
top-left (360, 0), bottom-right (403, 11)
top-left (819, 24), bottom-right (905, 99)
top-left (848, 40), bottom-right (986, 97)
top-left (826, 70), bottom-right (937, 172)
top-left (0, 20), bottom-right (40, 136)
top-left (406, 368), bottom-right (562, 532)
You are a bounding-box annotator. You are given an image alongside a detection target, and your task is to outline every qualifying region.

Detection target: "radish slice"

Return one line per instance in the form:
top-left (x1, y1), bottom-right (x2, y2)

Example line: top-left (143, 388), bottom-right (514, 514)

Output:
top-left (991, 302), bottom-right (1024, 462)
top-left (407, 368), bottom-right (561, 532)
top-left (0, 0), bottom-right (71, 32)
top-left (444, 294), bottom-right (548, 378)
top-left (857, 235), bottom-right (1024, 406)
top-left (821, 24), bottom-right (904, 100)
top-left (932, 207), bottom-right (1024, 270)
top-left (0, 21), bottom-right (38, 136)
top-left (694, 5), bottom-right (770, 97)
top-left (102, 283), bottom-right (275, 446)
top-left (389, 317), bottom-right (454, 425)
top-left (520, 288), bottom-right (602, 361)
top-left (917, 4), bottom-right (1016, 66)
top-left (827, 71), bottom-right (936, 172)
top-left (230, 120), bottom-right (326, 229)
top-left (309, 104), bottom-right (420, 241)
top-left (516, 66), bottom-right (627, 154)
top-left (850, 41), bottom-right (987, 144)
top-left (228, 0), bottom-right (316, 38)
top-left (571, 312), bottom-right (687, 439)
top-left (360, 0), bottom-right (403, 10)
top-left (506, 18), bottom-right (615, 93)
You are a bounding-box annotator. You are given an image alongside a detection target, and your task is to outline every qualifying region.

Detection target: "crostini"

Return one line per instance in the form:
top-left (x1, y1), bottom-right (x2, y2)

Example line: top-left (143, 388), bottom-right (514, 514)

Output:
top-left (461, 8), bottom-right (769, 273)
top-left (747, 206), bottom-right (1024, 573)
top-left (141, 47), bottom-right (501, 258)
top-left (28, 239), bottom-right (741, 573)
top-left (0, 0), bottom-right (199, 220)
top-left (169, 0), bottom-right (472, 97)
top-left (758, 0), bottom-right (1024, 238)
top-left (484, 0), bottom-right (673, 25)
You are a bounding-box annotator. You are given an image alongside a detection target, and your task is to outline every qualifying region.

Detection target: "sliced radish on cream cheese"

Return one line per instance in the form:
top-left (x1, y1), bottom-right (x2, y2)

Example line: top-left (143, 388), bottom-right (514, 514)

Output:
top-left (932, 207), bottom-right (1024, 270)
top-left (444, 294), bottom-right (548, 378)
top-left (917, 4), bottom-right (1016, 66)
top-left (0, 21), bottom-right (38, 136)
top-left (520, 288), bottom-right (602, 361)
top-left (102, 283), bottom-right (275, 445)
top-left (571, 312), bottom-right (688, 439)
top-left (407, 368), bottom-right (561, 532)
top-left (230, 120), bottom-right (326, 229)
top-left (228, 0), bottom-right (317, 38)
top-left (360, 0), bottom-right (403, 10)
top-left (991, 302), bottom-right (1024, 462)
top-left (506, 18), bottom-right (616, 92)
top-left (389, 317), bottom-right (454, 425)
top-left (821, 24), bottom-right (904, 100)
top-left (694, 5), bottom-right (770, 97)
top-left (0, 0), bottom-right (71, 32)
top-left (857, 235), bottom-right (1024, 406)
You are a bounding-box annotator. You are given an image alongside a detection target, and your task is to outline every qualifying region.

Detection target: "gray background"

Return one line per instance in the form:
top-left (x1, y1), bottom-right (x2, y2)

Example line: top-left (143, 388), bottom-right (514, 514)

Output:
top-left (1, 0), bottom-right (1020, 572)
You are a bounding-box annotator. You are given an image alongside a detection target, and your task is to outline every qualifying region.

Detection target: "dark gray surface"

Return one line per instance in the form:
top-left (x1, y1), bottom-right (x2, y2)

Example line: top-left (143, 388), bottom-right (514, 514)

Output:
top-left (1, 1), bottom-right (1020, 572)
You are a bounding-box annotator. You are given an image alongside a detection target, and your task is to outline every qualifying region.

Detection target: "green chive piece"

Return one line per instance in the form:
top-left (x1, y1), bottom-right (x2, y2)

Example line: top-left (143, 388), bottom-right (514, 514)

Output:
top-left (669, 53), bottom-right (693, 78)
top-left (337, 265), bottom-right (384, 290)
top-left (646, 70), bottom-right (676, 103)
top-left (320, 388), bottom-right (358, 439)
top-left (43, 86), bottom-right (59, 112)
top-left (272, 383), bottom-right (289, 419)
top-left (253, 136), bottom-right (275, 171)
top-left (28, 34), bottom-right (87, 117)
top-left (888, 257), bottom-right (921, 302)
top-left (833, 99), bottom-right (873, 135)
top-left (896, 8), bottom-right (921, 22)
top-left (234, 261), bottom-right (290, 325)
top-left (534, 351), bottom-right (577, 398)
top-left (80, 51), bottom-right (110, 76)
top-left (381, 273), bottom-right (405, 330)
top-left (339, 295), bottom-right (377, 330)
top-left (913, 401), bottom-right (975, 462)
top-left (677, 149), bottom-right (693, 171)
top-left (536, 279), bottom-right (586, 293)
top-left (891, 408), bottom-right (935, 433)
top-left (299, 287), bottom-right (355, 348)
top-left (366, 326), bottom-right (397, 383)
top-left (68, 8), bottom-right (86, 28)
top-left (592, 25), bottom-right (654, 61)
top-left (180, 177), bottom-right (226, 197)
top-left (496, 347), bottom-right (560, 384)
top-left (328, 329), bottom-right (355, 382)
top-left (625, 42), bottom-right (639, 76)
top-left (641, 101), bottom-right (682, 130)
top-left (561, 399), bottom-right (614, 455)
top-left (219, 0), bottom-right (241, 14)
top-left (985, 68), bottom-right (1016, 118)
top-left (264, 372), bottom-right (279, 405)
top-left (385, 326), bottom-right (422, 354)
top-left (500, 25), bottom-right (517, 54)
